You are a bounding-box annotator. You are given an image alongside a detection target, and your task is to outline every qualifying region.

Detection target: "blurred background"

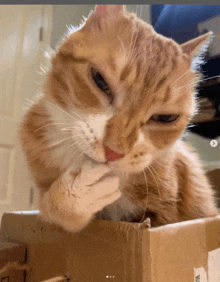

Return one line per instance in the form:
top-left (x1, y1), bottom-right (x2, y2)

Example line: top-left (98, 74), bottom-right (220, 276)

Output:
top-left (0, 5), bottom-right (219, 219)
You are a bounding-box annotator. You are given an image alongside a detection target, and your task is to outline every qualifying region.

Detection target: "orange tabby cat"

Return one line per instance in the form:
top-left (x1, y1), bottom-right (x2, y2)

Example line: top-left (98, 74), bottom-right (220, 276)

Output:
top-left (19, 5), bottom-right (219, 232)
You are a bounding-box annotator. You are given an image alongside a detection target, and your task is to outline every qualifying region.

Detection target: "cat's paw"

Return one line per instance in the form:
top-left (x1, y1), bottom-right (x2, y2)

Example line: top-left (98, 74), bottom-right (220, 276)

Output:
top-left (39, 159), bottom-right (121, 232)
top-left (72, 158), bottom-right (121, 214)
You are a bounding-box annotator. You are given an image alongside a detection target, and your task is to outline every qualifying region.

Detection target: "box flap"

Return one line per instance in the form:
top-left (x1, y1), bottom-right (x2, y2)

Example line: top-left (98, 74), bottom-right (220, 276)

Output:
top-left (144, 216), bottom-right (220, 282)
top-left (205, 216), bottom-right (220, 251)
top-left (1, 212), bottom-right (68, 281)
top-left (65, 220), bottom-right (144, 282)
top-left (1, 212), bottom-right (146, 282)
top-left (1, 212), bottom-right (219, 282)
top-left (0, 242), bottom-right (26, 282)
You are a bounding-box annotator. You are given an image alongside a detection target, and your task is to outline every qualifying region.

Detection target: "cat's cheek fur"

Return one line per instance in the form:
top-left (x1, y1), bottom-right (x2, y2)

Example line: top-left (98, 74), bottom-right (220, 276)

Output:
top-left (45, 100), bottom-right (113, 163)
top-left (110, 154), bottom-right (153, 174)
top-left (107, 131), bottom-right (155, 173)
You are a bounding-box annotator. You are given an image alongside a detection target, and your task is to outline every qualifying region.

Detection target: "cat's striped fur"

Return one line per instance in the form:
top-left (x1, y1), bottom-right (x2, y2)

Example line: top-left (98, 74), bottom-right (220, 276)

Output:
top-left (19, 5), bottom-right (219, 232)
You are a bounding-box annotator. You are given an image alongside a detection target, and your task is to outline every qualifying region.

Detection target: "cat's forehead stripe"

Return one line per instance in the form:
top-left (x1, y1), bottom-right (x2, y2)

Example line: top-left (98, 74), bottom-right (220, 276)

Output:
top-left (107, 56), bottom-right (117, 72)
top-left (163, 86), bottom-right (171, 104)
top-left (154, 76), bottom-right (167, 93)
top-left (120, 64), bottom-right (132, 81)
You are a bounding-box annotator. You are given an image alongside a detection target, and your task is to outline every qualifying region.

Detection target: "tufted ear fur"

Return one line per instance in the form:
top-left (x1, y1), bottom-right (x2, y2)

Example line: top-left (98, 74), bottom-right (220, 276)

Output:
top-left (95, 5), bottom-right (125, 17)
top-left (82, 5), bottom-right (125, 32)
top-left (181, 32), bottom-right (213, 58)
top-left (181, 32), bottom-right (213, 71)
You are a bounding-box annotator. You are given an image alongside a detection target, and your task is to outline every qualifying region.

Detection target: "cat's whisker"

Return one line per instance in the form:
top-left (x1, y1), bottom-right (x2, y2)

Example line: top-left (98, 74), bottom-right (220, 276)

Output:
top-left (127, 25), bottom-right (136, 62)
top-left (128, 40), bottom-right (146, 68)
top-left (69, 141), bottom-right (91, 155)
top-left (127, 24), bottom-right (143, 68)
top-left (67, 141), bottom-right (80, 149)
top-left (70, 110), bottom-right (85, 122)
top-left (26, 98), bottom-right (34, 104)
top-left (37, 71), bottom-right (44, 76)
top-left (142, 169), bottom-right (149, 211)
top-left (68, 151), bottom-right (85, 165)
top-left (173, 70), bottom-right (190, 86)
top-left (176, 74), bottom-right (220, 92)
top-left (45, 100), bottom-right (86, 123)
top-left (139, 5), bottom-right (143, 19)
top-left (68, 150), bottom-right (83, 161)
top-left (43, 131), bottom-right (71, 140)
top-left (34, 122), bottom-right (68, 132)
top-left (40, 64), bottom-right (50, 73)
top-left (46, 136), bottom-right (77, 148)
top-left (61, 126), bottom-right (81, 131)
top-left (148, 164), bottom-right (159, 177)
top-left (175, 79), bottom-right (198, 91)
top-left (150, 164), bottom-right (166, 187)
top-left (42, 132), bottom-right (84, 142)
top-left (202, 74), bottom-right (220, 81)
top-left (152, 158), bottom-right (165, 167)
top-left (33, 81), bottom-right (42, 86)
top-left (128, 51), bottom-right (140, 68)
top-left (44, 100), bottom-right (78, 122)
top-left (131, 28), bottom-right (139, 57)
top-left (147, 165), bottom-right (162, 200)
top-left (117, 35), bottom-right (126, 59)
top-left (135, 5), bottom-right (138, 16)
top-left (68, 144), bottom-right (84, 156)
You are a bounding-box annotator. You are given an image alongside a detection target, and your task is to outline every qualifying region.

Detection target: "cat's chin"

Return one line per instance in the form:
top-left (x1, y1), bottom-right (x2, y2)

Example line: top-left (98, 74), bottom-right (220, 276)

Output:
top-left (84, 150), bottom-right (152, 174)
top-left (84, 152), bottom-right (107, 164)
top-left (107, 158), bottom-right (152, 175)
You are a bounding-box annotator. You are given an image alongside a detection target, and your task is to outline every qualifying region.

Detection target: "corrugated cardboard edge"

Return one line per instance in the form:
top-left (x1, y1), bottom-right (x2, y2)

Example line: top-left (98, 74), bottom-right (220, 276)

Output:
top-left (1, 212), bottom-right (145, 282)
top-left (1, 212), bottom-right (219, 282)
top-left (141, 228), bottom-right (151, 282)
top-left (144, 216), bottom-right (220, 282)
top-left (205, 215), bottom-right (220, 252)
top-left (64, 219), bottom-right (145, 281)
top-left (1, 212), bottom-right (68, 281)
top-left (68, 220), bottom-right (142, 282)
top-left (0, 242), bottom-right (27, 282)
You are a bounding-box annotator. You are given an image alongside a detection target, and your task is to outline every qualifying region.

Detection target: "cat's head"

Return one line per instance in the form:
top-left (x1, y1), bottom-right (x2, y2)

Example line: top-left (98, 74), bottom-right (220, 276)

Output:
top-left (44, 5), bottom-right (212, 173)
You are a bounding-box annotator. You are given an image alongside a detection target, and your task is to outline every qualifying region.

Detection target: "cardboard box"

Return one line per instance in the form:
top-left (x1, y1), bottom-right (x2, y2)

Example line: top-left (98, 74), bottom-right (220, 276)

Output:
top-left (0, 211), bottom-right (219, 282)
top-left (0, 242), bottom-right (26, 281)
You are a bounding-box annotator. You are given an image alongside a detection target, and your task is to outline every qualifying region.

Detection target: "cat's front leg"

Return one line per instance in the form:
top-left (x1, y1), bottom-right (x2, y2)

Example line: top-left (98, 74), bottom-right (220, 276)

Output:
top-left (39, 159), bottom-right (121, 232)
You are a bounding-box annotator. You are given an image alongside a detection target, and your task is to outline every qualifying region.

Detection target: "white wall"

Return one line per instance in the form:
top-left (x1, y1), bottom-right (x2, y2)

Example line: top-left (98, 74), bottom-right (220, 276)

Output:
top-left (50, 5), bottom-right (151, 50)
top-left (51, 5), bottom-right (94, 50)
top-left (126, 5), bottom-right (151, 23)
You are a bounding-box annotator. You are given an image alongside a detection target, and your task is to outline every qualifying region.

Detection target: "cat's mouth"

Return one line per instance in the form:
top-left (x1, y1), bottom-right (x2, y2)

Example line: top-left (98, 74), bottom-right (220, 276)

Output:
top-left (84, 145), bottom-right (125, 164)
top-left (84, 143), bottom-right (151, 174)
top-left (104, 145), bottom-right (125, 162)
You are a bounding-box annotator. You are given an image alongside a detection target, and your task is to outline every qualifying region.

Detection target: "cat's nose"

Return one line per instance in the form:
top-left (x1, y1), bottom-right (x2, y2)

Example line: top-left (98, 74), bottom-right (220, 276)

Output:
top-left (104, 145), bottom-right (125, 162)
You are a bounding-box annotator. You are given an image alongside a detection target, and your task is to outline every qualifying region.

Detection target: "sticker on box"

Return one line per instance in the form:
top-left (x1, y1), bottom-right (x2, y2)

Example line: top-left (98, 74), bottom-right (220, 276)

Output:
top-left (194, 267), bottom-right (208, 282)
top-left (208, 248), bottom-right (220, 282)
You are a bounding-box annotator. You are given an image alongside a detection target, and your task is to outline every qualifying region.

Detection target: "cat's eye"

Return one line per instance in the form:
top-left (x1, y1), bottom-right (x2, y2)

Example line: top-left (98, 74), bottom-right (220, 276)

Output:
top-left (91, 68), bottom-right (113, 102)
top-left (150, 114), bottom-right (179, 123)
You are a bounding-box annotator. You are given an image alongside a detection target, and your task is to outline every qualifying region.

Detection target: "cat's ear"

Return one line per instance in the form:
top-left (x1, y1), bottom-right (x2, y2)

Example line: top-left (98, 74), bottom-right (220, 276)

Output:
top-left (180, 32), bottom-right (213, 58)
top-left (95, 5), bottom-right (125, 18)
top-left (181, 32), bottom-right (213, 71)
top-left (82, 5), bottom-right (125, 32)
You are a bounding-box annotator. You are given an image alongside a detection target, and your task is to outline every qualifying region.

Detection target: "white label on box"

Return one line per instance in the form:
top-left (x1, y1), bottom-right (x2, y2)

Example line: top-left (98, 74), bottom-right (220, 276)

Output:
top-left (194, 267), bottom-right (208, 282)
top-left (208, 248), bottom-right (220, 282)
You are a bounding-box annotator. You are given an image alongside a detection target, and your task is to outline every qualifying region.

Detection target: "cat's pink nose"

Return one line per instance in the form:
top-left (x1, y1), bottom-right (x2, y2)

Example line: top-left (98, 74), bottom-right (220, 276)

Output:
top-left (104, 145), bottom-right (125, 162)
